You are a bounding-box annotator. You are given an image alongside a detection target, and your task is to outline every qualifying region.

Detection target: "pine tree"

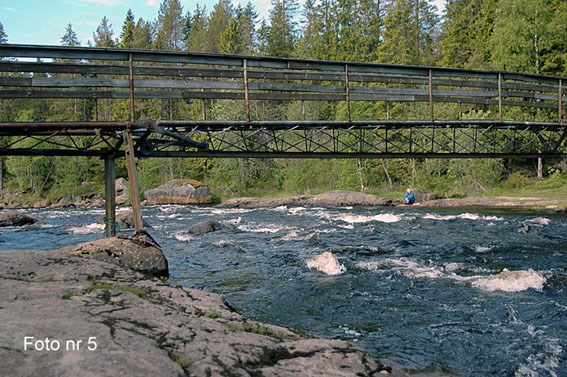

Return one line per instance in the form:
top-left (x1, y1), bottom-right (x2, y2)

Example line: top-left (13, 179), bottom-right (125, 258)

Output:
top-left (155, 0), bottom-right (185, 51)
top-left (93, 16), bottom-right (116, 47)
top-left (0, 22), bottom-right (8, 44)
top-left (61, 23), bottom-right (80, 46)
top-left (121, 9), bottom-right (135, 48)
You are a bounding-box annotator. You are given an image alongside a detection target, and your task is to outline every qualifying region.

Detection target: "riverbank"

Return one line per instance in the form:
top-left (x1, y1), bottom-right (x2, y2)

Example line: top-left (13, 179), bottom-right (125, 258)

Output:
top-left (217, 190), bottom-right (567, 213)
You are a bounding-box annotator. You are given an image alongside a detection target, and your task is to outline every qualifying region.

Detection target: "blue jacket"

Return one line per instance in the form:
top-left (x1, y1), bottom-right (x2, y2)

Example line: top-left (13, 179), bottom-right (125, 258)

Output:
top-left (404, 191), bottom-right (415, 204)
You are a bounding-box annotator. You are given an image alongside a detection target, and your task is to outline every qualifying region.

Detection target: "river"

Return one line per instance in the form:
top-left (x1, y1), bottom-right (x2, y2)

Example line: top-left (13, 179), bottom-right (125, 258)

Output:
top-left (1, 205), bottom-right (565, 376)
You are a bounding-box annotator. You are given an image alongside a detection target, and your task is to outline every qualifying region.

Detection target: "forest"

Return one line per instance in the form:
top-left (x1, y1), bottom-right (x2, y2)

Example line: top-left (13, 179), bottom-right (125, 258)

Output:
top-left (0, 0), bottom-right (566, 205)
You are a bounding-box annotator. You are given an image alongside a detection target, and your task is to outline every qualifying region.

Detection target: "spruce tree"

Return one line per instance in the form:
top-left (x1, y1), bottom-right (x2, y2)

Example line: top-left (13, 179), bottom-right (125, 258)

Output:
top-left (266, 0), bottom-right (299, 57)
top-left (61, 24), bottom-right (80, 46)
top-left (185, 5), bottom-right (209, 52)
top-left (132, 18), bottom-right (154, 49)
top-left (121, 9), bottom-right (135, 48)
top-left (0, 22), bottom-right (7, 44)
top-left (208, 0), bottom-right (235, 53)
top-left (93, 16), bottom-right (116, 47)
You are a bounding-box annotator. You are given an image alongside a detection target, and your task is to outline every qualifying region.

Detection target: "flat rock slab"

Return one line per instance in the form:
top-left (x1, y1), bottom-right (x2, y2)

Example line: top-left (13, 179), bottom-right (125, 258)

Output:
top-left (0, 249), bottom-right (395, 377)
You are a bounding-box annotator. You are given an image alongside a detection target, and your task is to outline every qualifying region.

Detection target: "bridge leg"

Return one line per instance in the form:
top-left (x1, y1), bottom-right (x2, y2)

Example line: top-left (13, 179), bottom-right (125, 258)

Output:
top-left (104, 156), bottom-right (116, 237)
top-left (124, 130), bottom-right (144, 232)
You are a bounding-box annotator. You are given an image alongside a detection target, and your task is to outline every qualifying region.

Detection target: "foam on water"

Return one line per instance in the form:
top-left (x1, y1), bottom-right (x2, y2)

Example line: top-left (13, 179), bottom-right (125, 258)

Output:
top-left (173, 233), bottom-right (193, 242)
top-left (475, 245), bottom-right (494, 253)
top-left (338, 213), bottom-right (402, 224)
top-left (306, 252), bottom-right (346, 275)
top-left (471, 269), bottom-right (546, 292)
top-left (68, 223), bottom-right (105, 234)
top-left (236, 223), bottom-right (294, 234)
top-left (423, 213), bottom-right (503, 221)
top-left (356, 258), bottom-right (445, 279)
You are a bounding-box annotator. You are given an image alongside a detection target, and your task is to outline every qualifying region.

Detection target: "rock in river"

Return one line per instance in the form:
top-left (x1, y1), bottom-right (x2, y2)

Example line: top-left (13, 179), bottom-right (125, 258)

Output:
top-left (0, 211), bottom-right (37, 227)
top-left (144, 179), bottom-right (212, 205)
top-left (188, 220), bottom-right (222, 235)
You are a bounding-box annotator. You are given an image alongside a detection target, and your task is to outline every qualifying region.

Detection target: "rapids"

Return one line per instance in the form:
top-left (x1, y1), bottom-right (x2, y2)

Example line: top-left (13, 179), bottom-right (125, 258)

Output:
top-left (1, 205), bottom-right (565, 376)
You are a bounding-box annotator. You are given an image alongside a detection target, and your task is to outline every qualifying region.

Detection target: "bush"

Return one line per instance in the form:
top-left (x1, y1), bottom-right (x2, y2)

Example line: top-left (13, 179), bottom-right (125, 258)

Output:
top-left (501, 173), bottom-right (531, 189)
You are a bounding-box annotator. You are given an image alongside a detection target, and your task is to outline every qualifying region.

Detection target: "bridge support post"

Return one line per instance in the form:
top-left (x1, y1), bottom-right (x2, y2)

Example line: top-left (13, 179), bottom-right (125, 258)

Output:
top-left (124, 131), bottom-right (144, 232)
top-left (104, 156), bottom-right (116, 237)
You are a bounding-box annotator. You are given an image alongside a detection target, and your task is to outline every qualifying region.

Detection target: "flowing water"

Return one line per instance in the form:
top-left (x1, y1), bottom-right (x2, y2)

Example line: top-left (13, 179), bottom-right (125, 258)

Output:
top-left (1, 205), bottom-right (565, 376)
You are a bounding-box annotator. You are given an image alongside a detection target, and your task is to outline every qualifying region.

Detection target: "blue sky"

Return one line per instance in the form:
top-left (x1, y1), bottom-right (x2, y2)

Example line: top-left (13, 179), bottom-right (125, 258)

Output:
top-left (1, 0), bottom-right (445, 47)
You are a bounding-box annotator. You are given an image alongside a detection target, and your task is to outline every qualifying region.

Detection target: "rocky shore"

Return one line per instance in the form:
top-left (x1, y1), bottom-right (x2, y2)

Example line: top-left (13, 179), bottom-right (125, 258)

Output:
top-left (0, 233), bottom-right (406, 377)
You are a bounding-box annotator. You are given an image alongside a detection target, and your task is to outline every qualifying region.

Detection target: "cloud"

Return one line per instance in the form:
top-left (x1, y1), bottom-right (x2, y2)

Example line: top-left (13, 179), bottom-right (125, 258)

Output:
top-left (3, 6), bottom-right (15, 11)
top-left (147, 0), bottom-right (158, 6)
top-left (78, 0), bottom-right (126, 6)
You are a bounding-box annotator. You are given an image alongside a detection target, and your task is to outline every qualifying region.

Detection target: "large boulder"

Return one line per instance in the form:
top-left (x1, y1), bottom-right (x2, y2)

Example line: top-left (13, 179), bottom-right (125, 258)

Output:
top-left (56, 231), bottom-right (168, 278)
top-left (144, 179), bottom-right (212, 205)
top-left (0, 211), bottom-right (37, 227)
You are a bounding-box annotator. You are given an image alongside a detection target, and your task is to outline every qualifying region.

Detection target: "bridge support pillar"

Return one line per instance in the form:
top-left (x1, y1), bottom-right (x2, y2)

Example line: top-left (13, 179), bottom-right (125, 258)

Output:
top-left (124, 130), bottom-right (144, 233)
top-left (104, 156), bottom-right (116, 237)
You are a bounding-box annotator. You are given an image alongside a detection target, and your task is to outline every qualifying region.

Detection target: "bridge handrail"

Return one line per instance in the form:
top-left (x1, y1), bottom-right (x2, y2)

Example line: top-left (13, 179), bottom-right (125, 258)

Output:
top-left (0, 44), bottom-right (565, 127)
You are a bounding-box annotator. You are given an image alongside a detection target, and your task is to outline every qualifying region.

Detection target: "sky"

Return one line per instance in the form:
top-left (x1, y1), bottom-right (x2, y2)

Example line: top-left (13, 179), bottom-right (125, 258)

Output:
top-left (1, 0), bottom-right (446, 47)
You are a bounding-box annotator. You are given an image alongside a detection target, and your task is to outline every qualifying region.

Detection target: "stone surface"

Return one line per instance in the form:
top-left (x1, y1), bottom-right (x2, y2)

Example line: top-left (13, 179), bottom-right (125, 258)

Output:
top-left (0, 249), bottom-right (396, 377)
top-left (56, 231), bottom-right (168, 278)
top-left (188, 220), bottom-right (222, 235)
top-left (219, 190), bottom-right (395, 208)
top-left (144, 179), bottom-right (212, 205)
top-left (0, 211), bottom-right (37, 227)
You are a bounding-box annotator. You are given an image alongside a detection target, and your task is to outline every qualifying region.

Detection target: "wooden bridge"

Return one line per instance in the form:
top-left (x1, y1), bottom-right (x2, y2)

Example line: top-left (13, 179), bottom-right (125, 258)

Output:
top-left (0, 44), bottom-right (565, 234)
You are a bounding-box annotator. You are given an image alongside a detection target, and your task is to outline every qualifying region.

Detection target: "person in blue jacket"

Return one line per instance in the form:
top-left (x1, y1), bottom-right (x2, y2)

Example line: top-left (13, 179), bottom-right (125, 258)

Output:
top-left (404, 188), bottom-right (415, 205)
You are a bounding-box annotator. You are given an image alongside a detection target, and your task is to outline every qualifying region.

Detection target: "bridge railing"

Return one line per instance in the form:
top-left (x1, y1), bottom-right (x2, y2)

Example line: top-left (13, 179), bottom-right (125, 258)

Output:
top-left (0, 44), bottom-right (565, 158)
top-left (0, 44), bottom-right (565, 123)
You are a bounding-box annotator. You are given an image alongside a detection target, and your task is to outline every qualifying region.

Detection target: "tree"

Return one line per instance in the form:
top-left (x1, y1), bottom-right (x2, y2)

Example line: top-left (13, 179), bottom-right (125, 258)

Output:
top-left (378, 0), bottom-right (440, 65)
top-left (541, 0), bottom-right (567, 75)
top-left (440, 0), bottom-right (496, 69)
top-left (266, 0), bottom-right (299, 57)
top-left (235, 2), bottom-right (258, 55)
top-left (0, 21), bottom-right (8, 43)
top-left (121, 9), bottom-right (135, 48)
top-left (185, 5), bottom-right (208, 52)
top-left (93, 16), bottom-right (116, 47)
top-left (61, 23), bottom-right (80, 46)
top-left (155, 0), bottom-right (185, 50)
top-left (489, 0), bottom-right (555, 74)
top-left (132, 18), bottom-right (154, 49)
top-left (208, 0), bottom-right (235, 53)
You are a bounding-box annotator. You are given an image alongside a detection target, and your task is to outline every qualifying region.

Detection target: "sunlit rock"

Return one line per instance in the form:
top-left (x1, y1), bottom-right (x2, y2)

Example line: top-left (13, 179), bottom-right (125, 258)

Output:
top-left (144, 179), bottom-right (212, 205)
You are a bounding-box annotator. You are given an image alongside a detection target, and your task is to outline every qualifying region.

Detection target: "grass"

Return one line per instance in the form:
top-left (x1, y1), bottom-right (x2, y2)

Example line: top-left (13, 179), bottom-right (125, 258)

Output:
top-left (84, 283), bottom-right (148, 300)
top-left (227, 321), bottom-right (285, 340)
